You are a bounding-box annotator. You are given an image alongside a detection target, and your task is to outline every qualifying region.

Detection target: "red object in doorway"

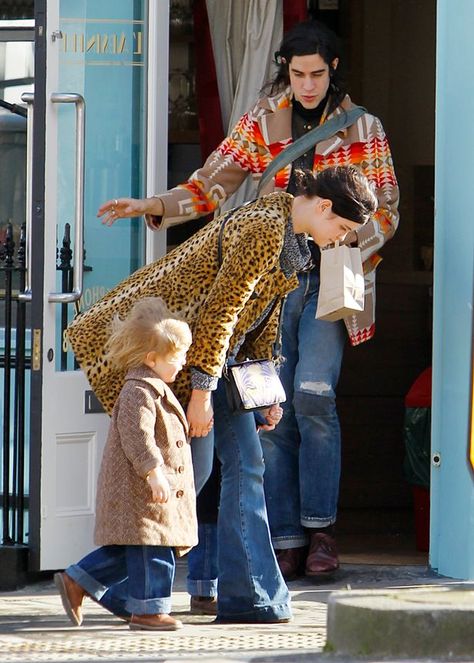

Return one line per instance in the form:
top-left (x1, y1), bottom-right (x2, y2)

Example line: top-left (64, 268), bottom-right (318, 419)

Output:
top-left (283, 0), bottom-right (308, 31)
top-left (405, 366), bottom-right (432, 408)
top-left (412, 485), bottom-right (430, 552)
top-left (192, 0), bottom-right (225, 161)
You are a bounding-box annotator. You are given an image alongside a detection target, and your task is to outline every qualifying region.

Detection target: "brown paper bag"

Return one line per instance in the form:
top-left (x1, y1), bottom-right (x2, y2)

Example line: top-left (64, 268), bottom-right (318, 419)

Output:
top-left (315, 241), bottom-right (365, 321)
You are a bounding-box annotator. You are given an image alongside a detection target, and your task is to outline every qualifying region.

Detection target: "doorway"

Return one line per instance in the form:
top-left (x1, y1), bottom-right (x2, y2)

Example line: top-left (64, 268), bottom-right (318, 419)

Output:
top-left (325, 0), bottom-right (436, 565)
top-left (165, 0), bottom-right (436, 566)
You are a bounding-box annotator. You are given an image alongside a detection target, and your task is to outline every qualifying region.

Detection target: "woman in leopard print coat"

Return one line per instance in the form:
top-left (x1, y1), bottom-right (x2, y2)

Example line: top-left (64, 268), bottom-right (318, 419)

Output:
top-left (73, 166), bottom-right (376, 623)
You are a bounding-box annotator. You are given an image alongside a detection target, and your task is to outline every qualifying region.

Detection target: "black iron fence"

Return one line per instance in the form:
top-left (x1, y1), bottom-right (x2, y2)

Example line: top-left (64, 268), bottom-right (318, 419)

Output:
top-left (0, 222), bottom-right (79, 549)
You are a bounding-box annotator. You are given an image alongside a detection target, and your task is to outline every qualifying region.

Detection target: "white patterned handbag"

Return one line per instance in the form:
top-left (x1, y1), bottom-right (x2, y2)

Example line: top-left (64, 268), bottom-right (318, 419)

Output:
top-left (224, 359), bottom-right (286, 413)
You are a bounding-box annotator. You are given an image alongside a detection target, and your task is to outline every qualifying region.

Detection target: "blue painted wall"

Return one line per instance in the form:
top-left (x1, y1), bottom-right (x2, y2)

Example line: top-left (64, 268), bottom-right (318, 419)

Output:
top-left (430, 0), bottom-right (474, 579)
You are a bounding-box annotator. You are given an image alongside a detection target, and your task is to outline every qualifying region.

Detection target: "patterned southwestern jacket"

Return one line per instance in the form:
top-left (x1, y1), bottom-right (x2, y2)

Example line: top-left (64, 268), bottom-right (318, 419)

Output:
top-left (148, 90), bottom-right (400, 346)
top-left (94, 366), bottom-right (197, 556)
top-left (67, 193), bottom-right (299, 415)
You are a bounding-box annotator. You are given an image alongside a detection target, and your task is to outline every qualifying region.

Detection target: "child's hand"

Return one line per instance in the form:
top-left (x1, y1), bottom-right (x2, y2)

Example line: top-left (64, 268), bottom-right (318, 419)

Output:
top-left (146, 467), bottom-right (170, 503)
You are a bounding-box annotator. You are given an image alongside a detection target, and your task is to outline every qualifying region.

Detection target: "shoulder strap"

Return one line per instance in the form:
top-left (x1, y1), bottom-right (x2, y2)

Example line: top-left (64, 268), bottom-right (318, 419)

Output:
top-left (217, 210), bottom-right (237, 266)
top-left (256, 106), bottom-right (366, 196)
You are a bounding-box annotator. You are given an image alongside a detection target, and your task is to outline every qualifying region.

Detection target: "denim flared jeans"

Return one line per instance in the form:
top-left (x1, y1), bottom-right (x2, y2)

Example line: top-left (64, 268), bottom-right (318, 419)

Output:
top-left (188, 380), bottom-right (291, 622)
top-left (66, 544), bottom-right (175, 615)
top-left (261, 269), bottom-right (346, 549)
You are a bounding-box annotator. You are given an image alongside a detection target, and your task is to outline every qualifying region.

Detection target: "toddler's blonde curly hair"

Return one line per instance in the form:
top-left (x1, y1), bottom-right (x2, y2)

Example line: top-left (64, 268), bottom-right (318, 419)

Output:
top-left (104, 297), bottom-right (192, 371)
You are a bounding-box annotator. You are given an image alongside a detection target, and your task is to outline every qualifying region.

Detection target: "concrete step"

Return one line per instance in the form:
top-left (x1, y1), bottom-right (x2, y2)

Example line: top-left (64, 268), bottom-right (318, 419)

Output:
top-left (326, 586), bottom-right (474, 658)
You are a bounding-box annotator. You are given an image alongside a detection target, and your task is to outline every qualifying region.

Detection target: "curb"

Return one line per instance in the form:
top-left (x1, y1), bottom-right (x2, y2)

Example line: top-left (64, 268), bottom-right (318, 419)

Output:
top-left (326, 586), bottom-right (474, 658)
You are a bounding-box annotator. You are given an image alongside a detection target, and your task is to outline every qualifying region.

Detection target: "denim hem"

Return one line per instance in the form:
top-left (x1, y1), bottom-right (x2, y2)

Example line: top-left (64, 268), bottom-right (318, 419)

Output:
top-left (272, 535), bottom-right (308, 550)
top-left (127, 596), bottom-right (172, 615)
top-left (65, 564), bottom-right (108, 602)
top-left (186, 578), bottom-right (218, 597)
top-left (217, 602), bottom-right (292, 623)
top-left (301, 516), bottom-right (336, 528)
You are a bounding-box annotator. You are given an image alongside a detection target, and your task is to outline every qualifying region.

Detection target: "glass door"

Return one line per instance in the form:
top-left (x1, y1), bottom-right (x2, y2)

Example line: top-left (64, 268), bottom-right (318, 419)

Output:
top-left (25, 0), bottom-right (167, 570)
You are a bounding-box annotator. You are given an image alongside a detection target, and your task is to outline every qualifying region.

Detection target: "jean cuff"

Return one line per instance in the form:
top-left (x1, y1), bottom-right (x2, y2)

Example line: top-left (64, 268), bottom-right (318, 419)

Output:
top-left (271, 535), bottom-right (308, 550)
top-left (65, 564), bottom-right (108, 602)
top-left (127, 595), bottom-right (172, 615)
top-left (301, 516), bottom-right (336, 528)
top-left (186, 577), bottom-right (218, 597)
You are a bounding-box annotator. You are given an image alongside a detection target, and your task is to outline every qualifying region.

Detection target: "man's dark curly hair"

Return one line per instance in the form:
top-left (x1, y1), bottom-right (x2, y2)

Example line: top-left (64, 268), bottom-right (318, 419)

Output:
top-left (266, 20), bottom-right (347, 114)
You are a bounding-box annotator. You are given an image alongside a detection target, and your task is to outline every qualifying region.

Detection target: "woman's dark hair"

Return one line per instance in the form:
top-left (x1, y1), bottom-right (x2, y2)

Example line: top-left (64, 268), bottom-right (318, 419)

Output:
top-left (266, 20), bottom-right (346, 112)
top-left (295, 166), bottom-right (378, 224)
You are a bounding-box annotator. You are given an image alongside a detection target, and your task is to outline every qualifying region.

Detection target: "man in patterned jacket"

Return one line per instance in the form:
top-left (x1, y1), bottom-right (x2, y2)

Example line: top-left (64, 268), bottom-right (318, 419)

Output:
top-left (99, 20), bottom-right (399, 598)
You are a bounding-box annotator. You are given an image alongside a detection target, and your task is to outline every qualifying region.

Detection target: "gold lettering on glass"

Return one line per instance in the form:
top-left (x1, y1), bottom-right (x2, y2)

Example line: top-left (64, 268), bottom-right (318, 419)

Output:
top-left (60, 29), bottom-right (144, 62)
top-left (133, 31), bottom-right (142, 55)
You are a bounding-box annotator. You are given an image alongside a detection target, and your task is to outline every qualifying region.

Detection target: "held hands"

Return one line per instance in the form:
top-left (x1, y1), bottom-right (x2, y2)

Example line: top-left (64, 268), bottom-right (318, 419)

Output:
top-left (97, 197), bottom-right (164, 226)
top-left (257, 404), bottom-right (283, 432)
top-left (146, 466), bottom-right (171, 503)
top-left (186, 389), bottom-right (214, 438)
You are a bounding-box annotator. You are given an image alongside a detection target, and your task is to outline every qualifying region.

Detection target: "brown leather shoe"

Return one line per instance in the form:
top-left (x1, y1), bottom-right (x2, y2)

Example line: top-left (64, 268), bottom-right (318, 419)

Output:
top-left (305, 532), bottom-right (339, 577)
top-left (190, 595), bottom-right (217, 615)
top-left (129, 613), bottom-right (183, 631)
top-left (54, 572), bottom-right (87, 626)
top-left (275, 546), bottom-right (307, 580)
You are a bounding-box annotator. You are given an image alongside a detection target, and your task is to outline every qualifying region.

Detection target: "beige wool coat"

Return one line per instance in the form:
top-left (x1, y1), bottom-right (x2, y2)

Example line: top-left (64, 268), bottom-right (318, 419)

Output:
top-left (94, 366), bottom-right (197, 556)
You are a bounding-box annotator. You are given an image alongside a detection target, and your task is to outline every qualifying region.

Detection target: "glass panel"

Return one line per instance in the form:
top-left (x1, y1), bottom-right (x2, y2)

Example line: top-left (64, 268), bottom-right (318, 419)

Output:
top-left (56, 0), bottom-right (147, 370)
top-left (0, 21), bottom-right (34, 306)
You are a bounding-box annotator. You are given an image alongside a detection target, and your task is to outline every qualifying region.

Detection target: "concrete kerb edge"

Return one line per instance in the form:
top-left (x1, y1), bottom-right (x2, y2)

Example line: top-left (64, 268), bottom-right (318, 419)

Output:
top-left (325, 586), bottom-right (474, 658)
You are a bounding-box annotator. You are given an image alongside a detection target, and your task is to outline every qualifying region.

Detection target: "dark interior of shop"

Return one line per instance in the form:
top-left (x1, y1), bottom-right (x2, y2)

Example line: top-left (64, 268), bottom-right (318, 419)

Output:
top-left (167, 0), bottom-right (435, 565)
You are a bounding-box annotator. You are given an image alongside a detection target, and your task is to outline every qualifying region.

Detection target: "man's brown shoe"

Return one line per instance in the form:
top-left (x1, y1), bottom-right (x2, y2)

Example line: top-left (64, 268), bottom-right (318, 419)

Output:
top-left (305, 532), bottom-right (339, 577)
top-left (275, 546), bottom-right (307, 580)
top-left (54, 572), bottom-right (87, 626)
top-left (190, 595), bottom-right (217, 615)
top-left (129, 613), bottom-right (183, 631)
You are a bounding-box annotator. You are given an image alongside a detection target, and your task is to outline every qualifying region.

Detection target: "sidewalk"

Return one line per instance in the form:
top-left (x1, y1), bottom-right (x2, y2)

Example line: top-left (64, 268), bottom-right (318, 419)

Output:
top-left (1, 559), bottom-right (471, 663)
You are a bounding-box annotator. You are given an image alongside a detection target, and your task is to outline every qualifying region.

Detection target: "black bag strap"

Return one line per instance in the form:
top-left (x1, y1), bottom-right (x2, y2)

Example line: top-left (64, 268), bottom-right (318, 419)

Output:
top-left (256, 105), bottom-right (366, 196)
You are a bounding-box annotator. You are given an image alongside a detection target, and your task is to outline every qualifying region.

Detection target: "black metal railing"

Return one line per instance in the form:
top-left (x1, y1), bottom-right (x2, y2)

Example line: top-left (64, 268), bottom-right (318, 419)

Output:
top-left (56, 223), bottom-right (87, 370)
top-left (0, 222), bottom-right (30, 545)
top-left (57, 223), bottom-right (73, 370)
top-left (1, 222), bottom-right (86, 547)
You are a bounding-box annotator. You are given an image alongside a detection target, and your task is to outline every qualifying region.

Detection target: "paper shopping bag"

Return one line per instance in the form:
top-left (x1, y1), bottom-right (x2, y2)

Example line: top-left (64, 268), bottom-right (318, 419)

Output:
top-left (315, 242), bottom-right (365, 321)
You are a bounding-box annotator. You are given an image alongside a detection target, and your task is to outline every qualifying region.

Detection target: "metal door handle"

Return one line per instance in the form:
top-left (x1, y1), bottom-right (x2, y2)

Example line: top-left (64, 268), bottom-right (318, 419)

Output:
top-left (18, 92), bottom-right (34, 302)
top-left (48, 92), bottom-right (85, 303)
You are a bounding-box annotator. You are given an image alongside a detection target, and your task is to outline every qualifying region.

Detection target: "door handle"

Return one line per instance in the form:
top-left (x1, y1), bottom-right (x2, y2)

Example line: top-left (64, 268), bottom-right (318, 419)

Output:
top-left (48, 92), bottom-right (85, 303)
top-left (18, 92), bottom-right (34, 302)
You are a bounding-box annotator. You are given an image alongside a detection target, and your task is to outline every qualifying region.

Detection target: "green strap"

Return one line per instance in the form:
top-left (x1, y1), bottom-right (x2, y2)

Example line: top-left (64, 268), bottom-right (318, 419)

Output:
top-left (256, 106), bottom-right (366, 196)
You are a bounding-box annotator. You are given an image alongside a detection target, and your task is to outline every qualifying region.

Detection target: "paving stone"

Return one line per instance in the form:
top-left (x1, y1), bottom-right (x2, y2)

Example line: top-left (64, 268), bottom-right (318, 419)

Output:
top-left (0, 562), bottom-right (470, 662)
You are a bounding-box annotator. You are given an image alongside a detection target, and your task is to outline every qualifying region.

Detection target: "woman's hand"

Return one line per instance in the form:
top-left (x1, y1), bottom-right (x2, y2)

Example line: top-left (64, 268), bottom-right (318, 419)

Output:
top-left (257, 404), bottom-right (283, 431)
top-left (97, 197), bottom-right (164, 226)
top-left (146, 466), bottom-right (170, 503)
top-left (186, 389), bottom-right (214, 438)
top-left (339, 229), bottom-right (358, 246)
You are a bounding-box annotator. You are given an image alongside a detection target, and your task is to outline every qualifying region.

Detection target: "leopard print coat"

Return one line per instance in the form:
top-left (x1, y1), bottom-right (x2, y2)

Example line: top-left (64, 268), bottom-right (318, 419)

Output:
top-left (67, 193), bottom-right (299, 415)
